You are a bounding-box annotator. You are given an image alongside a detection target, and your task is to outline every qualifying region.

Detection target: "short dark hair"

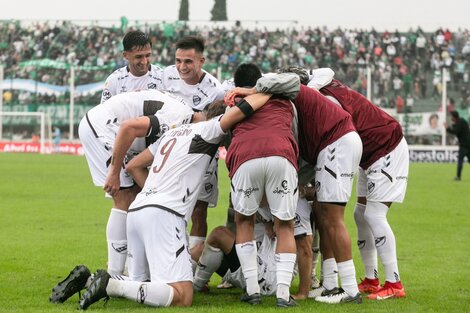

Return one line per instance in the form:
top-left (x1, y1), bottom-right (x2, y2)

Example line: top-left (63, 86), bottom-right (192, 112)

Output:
top-left (175, 36), bottom-right (205, 54)
top-left (122, 30), bottom-right (152, 51)
top-left (450, 110), bottom-right (460, 119)
top-left (234, 63), bottom-right (262, 88)
top-left (204, 100), bottom-right (227, 120)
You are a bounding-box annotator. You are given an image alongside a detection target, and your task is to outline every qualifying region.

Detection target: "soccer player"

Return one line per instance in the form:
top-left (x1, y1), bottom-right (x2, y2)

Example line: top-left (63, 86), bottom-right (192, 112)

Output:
top-left (227, 73), bottom-right (363, 304)
top-left (445, 110), bottom-right (470, 181)
top-left (282, 66), bottom-right (409, 300)
top-left (50, 93), bottom-right (272, 310)
top-left (225, 63), bottom-right (300, 307)
top-left (161, 36), bottom-right (225, 253)
top-left (100, 30), bottom-right (163, 103)
top-left (78, 89), bottom-right (193, 277)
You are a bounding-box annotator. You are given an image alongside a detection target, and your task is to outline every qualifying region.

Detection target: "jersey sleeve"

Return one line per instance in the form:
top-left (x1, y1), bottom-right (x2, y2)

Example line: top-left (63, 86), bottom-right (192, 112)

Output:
top-left (255, 73), bottom-right (301, 99)
top-left (100, 74), bottom-right (118, 103)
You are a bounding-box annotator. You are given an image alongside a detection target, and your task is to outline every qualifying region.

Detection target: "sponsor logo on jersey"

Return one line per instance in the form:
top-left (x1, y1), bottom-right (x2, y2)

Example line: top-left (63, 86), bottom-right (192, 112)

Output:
top-left (396, 175), bottom-right (408, 180)
top-left (147, 82), bottom-right (157, 89)
top-left (112, 243), bottom-right (127, 254)
top-left (273, 180), bottom-right (291, 196)
top-left (137, 284), bottom-right (147, 303)
top-left (197, 87), bottom-right (208, 97)
top-left (340, 172), bottom-right (354, 178)
top-left (315, 181), bottom-right (321, 192)
top-left (237, 187), bottom-right (259, 198)
top-left (102, 89), bottom-right (111, 100)
top-left (193, 95), bottom-right (202, 106)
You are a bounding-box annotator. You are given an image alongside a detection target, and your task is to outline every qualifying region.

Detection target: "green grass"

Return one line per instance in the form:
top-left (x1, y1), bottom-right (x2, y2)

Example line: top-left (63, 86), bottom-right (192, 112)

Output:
top-left (0, 153), bottom-right (469, 312)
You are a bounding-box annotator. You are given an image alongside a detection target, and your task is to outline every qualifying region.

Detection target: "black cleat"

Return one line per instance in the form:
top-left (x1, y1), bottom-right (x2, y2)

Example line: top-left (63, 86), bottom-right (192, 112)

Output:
top-left (79, 270), bottom-right (110, 310)
top-left (240, 292), bottom-right (262, 305)
top-left (50, 265), bottom-right (91, 303)
top-left (277, 296), bottom-right (297, 308)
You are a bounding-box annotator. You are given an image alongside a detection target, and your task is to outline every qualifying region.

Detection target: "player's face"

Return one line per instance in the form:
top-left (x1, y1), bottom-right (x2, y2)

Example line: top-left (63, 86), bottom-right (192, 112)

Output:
top-left (175, 48), bottom-right (205, 85)
top-left (123, 44), bottom-right (152, 77)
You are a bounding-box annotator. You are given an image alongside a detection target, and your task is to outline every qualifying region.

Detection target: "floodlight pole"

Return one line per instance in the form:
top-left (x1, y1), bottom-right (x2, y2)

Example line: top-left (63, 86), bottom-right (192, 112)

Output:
top-left (441, 67), bottom-right (447, 146)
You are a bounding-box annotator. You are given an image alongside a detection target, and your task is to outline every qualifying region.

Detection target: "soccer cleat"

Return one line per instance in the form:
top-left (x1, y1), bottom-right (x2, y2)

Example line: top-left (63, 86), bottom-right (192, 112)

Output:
top-left (368, 281), bottom-right (406, 300)
top-left (315, 288), bottom-right (362, 304)
top-left (217, 280), bottom-right (234, 289)
top-left (240, 292), bottom-right (262, 305)
top-left (358, 277), bottom-right (380, 294)
top-left (79, 270), bottom-right (110, 310)
top-left (50, 265), bottom-right (91, 303)
top-left (454, 176), bottom-right (461, 181)
top-left (308, 285), bottom-right (339, 298)
top-left (277, 296), bottom-right (297, 308)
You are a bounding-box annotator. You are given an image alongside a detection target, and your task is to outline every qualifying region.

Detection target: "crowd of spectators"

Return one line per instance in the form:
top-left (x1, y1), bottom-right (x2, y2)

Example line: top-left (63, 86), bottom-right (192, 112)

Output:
top-left (1, 20), bottom-right (470, 110)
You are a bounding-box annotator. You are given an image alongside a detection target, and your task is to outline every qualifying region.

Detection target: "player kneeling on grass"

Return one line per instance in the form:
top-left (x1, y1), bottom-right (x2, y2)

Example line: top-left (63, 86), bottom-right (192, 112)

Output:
top-left (50, 93), bottom-right (273, 309)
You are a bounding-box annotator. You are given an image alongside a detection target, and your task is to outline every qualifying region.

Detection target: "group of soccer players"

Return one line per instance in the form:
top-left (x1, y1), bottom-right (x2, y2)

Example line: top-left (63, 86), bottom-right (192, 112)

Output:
top-left (49, 29), bottom-right (409, 309)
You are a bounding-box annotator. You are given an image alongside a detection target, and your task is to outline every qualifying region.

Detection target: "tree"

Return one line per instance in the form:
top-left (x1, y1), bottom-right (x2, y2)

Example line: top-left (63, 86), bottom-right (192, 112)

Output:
top-left (210, 0), bottom-right (227, 21)
top-left (179, 0), bottom-right (189, 21)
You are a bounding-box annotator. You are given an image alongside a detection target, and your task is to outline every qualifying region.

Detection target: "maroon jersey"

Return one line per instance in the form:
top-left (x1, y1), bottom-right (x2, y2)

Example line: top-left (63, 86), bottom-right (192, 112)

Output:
top-left (320, 79), bottom-right (403, 169)
top-left (293, 84), bottom-right (356, 165)
top-left (226, 97), bottom-right (299, 177)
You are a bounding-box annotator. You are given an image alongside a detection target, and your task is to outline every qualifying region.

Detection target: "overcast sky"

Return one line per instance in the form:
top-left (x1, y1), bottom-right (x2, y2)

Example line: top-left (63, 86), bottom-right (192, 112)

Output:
top-left (1, 0), bottom-right (469, 31)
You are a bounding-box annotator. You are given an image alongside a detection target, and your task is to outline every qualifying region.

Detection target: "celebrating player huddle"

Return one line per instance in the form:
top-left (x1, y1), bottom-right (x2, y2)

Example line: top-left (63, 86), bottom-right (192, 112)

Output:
top-left (49, 31), bottom-right (409, 310)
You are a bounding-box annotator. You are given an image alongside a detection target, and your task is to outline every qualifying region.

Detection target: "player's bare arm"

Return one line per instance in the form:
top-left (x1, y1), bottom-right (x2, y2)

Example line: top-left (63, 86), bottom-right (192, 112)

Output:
top-left (103, 116), bottom-right (152, 196)
top-left (126, 148), bottom-right (154, 188)
top-left (219, 93), bottom-right (272, 132)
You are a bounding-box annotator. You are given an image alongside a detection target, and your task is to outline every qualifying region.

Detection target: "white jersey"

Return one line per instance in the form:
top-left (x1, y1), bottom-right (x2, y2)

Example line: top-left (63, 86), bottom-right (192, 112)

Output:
top-left (161, 65), bottom-right (225, 111)
top-left (87, 89), bottom-right (194, 154)
top-left (100, 64), bottom-right (164, 103)
top-left (129, 117), bottom-right (226, 218)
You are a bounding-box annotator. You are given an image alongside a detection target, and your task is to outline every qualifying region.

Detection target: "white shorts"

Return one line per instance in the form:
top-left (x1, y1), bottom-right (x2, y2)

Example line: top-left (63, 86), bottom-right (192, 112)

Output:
top-left (196, 155), bottom-right (219, 207)
top-left (78, 116), bottom-right (135, 188)
top-left (127, 207), bottom-right (193, 283)
top-left (294, 197), bottom-right (313, 237)
top-left (315, 131), bottom-right (362, 203)
top-left (231, 156), bottom-right (298, 220)
top-left (357, 137), bottom-right (409, 203)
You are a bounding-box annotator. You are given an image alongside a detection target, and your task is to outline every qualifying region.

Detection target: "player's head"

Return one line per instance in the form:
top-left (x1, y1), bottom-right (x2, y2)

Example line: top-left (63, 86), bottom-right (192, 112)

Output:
top-left (278, 66), bottom-right (310, 85)
top-left (450, 110), bottom-right (459, 122)
top-left (122, 30), bottom-right (152, 77)
top-left (175, 36), bottom-right (206, 85)
top-left (234, 63), bottom-right (262, 88)
top-left (203, 100), bottom-right (227, 120)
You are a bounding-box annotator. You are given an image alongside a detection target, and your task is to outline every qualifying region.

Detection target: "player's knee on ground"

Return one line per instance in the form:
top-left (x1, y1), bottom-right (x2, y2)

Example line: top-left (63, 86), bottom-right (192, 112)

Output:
top-left (169, 281), bottom-right (193, 307)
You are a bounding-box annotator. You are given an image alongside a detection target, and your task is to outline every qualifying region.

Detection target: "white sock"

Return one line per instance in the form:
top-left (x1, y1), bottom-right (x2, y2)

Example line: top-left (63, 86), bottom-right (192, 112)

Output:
top-left (107, 279), bottom-right (174, 307)
top-left (364, 201), bottom-right (400, 282)
top-left (235, 241), bottom-right (259, 295)
top-left (275, 253), bottom-right (296, 301)
top-left (322, 258), bottom-right (338, 290)
top-left (353, 202), bottom-right (378, 279)
top-left (106, 208), bottom-right (127, 275)
top-left (337, 259), bottom-right (359, 296)
top-left (193, 244), bottom-right (224, 290)
top-left (189, 236), bottom-right (206, 250)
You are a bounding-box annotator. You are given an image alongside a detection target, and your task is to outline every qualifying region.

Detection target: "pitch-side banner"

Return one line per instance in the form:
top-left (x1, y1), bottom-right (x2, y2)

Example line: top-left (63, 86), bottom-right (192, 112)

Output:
top-left (382, 109), bottom-right (445, 136)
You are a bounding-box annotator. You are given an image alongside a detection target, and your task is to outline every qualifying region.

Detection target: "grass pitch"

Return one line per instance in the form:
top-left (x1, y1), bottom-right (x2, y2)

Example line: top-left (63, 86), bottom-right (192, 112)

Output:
top-left (0, 153), bottom-right (469, 312)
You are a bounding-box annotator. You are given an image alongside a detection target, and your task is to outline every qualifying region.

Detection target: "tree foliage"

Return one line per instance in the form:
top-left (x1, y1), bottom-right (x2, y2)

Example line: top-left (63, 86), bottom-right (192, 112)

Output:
top-left (179, 0), bottom-right (189, 21)
top-left (210, 0), bottom-right (227, 21)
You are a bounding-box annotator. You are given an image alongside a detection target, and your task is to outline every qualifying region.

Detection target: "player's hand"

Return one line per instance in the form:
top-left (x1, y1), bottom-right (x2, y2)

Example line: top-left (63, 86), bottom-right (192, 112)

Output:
top-left (104, 173), bottom-right (120, 197)
top-left (224, 87), bottom-right (256, 106)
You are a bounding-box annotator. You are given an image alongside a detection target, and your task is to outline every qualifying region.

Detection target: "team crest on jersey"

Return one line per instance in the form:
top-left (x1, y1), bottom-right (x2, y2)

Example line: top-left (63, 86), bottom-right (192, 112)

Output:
top-left (294, 213), bottom-right (301, 226)
top-left (193, 95), bottom-right (202, 106)
top-left (315, 181), bottom-right (321, 192)
top-left (368, 181), bottom-right (375, 193)
top-left (205, 183), bottom-right (213, 193)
